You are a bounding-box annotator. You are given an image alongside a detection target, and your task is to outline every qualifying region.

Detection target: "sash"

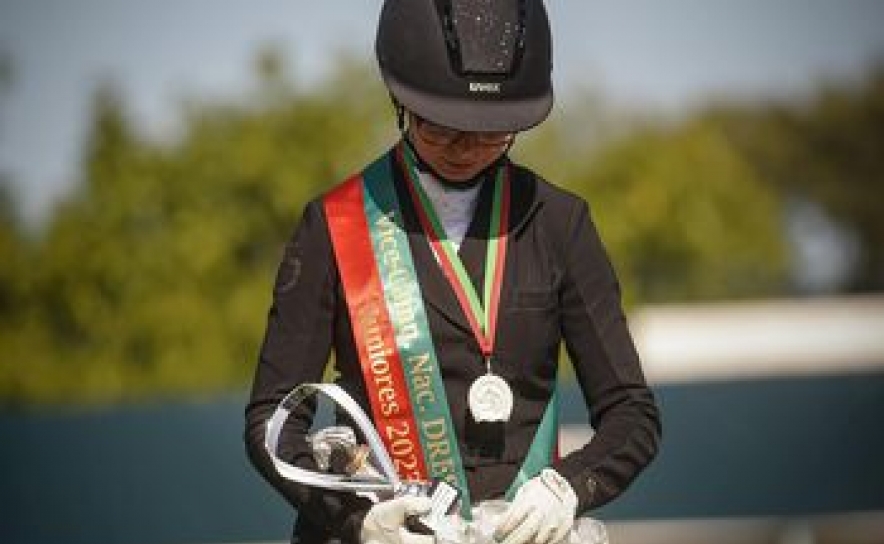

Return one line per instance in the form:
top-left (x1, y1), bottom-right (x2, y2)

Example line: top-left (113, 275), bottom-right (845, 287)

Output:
top-left (324, 147), bottom-right (558, 517)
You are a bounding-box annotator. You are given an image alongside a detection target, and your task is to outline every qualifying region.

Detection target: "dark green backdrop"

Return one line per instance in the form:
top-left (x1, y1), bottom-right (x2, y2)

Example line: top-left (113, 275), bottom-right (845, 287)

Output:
top-left (3, 373), bottom-right (883, 544)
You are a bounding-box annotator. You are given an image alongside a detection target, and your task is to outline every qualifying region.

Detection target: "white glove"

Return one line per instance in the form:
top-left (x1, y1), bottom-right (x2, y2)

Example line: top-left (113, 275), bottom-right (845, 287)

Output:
top-left (360, 494), bottom-right (435, 544)
top-left (494, 468), bottom-right (578, 544)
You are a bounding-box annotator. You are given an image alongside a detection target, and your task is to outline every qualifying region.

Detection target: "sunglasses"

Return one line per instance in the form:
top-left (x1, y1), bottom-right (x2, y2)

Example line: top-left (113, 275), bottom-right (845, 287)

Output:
top-left (412, 116), bottom-right (515, 148)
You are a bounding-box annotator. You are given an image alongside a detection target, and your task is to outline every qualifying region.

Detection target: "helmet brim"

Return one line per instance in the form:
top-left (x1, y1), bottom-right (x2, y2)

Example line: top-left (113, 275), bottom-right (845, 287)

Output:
top-left (385, 74), bottom-right (553, 133)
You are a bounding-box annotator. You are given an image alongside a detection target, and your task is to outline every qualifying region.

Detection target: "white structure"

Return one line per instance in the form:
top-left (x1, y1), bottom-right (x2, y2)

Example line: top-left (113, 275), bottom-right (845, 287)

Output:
top-left (630, 294), bottom-right (884, 384)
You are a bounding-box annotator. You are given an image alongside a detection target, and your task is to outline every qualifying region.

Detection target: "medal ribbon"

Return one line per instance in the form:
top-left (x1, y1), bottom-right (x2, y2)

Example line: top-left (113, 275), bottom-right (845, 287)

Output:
top-left (397, 144), bottom-right (509, 366)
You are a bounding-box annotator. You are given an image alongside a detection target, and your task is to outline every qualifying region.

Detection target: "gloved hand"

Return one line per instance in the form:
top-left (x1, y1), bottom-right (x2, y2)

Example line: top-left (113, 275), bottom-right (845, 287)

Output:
top-left (360, 494), bottom-right (435, 544)
top-left (494, 468), bottom-right (578, 544)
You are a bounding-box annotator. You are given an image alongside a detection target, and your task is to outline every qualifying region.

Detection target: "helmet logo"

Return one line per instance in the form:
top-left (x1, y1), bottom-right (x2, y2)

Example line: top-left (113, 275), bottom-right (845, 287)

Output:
top-left (469, 82), bottom-right (501, 93)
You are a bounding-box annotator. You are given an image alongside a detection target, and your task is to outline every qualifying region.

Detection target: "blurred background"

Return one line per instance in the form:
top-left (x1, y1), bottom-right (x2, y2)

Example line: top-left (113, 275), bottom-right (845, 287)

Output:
top-left (1, 1), bottom-right (883, 543)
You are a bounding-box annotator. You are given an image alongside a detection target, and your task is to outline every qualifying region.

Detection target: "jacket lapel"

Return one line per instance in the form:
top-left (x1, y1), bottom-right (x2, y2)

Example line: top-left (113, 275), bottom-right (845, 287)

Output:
top-left (501, 166), bottom-right (541, 308)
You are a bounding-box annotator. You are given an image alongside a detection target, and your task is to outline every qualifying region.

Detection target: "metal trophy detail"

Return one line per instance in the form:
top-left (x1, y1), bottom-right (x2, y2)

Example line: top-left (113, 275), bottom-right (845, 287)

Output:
top-left (306, 426), bottom-right (376, 479)
top-left (264, 383), bottom-right (460, 534)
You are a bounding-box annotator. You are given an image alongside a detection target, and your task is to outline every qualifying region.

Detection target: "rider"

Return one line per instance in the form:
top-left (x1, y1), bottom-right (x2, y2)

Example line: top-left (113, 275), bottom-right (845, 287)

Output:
top-left (245, 1), bottom-right (661, 543)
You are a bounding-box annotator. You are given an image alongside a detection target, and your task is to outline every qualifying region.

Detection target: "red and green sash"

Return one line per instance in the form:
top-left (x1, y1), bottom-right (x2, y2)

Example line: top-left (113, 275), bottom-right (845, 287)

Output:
top-left (323, 144), bottom-right (558, 517)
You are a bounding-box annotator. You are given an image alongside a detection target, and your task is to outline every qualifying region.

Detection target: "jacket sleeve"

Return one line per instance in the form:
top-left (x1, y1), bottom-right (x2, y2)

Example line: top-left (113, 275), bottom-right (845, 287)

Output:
top-left (550, 198), bottom-right (662, 513)
top-left (243, 199), bottom-right (371, 542)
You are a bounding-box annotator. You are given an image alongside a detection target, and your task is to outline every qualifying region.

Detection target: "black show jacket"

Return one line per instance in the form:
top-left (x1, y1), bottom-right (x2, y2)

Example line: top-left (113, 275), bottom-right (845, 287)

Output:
top-left (245, 148), bottom-right (661, 543)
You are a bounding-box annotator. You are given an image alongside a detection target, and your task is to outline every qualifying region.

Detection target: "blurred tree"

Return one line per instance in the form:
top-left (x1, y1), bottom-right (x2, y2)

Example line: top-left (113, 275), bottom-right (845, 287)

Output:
top-left (0, 51), bottom-right (30, 401)
top-left (0, 51), bottom-right (392, 405)
top-left (519, 109), bottom-right (789, 306)
top-left (5, 53), bottom-right (879, 406)
top-left (714, 67), bottom-right (884, 292)
top-left (0, 48), bottom-right (11, 112)
top-left (0, 184), bottom-right (24, 312)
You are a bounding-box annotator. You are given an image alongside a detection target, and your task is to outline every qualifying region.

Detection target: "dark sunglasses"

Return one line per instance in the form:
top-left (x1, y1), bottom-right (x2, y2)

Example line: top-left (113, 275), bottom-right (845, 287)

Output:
top-left (412, 116), bottom-right (515, 148)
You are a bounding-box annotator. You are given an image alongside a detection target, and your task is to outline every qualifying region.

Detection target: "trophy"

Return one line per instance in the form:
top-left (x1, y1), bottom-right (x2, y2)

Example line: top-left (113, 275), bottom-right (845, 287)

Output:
top-left (265, 383), bottom-right (608, 544)
top-left (264, 383), bottom-right (460, 535)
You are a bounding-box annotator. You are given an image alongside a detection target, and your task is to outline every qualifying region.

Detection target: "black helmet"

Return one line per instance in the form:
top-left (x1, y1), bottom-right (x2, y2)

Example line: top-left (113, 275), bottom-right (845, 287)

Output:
top-left (376, 0), bottom-right (553, 133)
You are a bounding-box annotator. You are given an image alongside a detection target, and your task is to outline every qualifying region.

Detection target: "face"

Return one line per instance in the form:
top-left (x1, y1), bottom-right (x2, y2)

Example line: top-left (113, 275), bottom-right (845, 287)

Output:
top-left (407, 113), bottom-right (514, 182)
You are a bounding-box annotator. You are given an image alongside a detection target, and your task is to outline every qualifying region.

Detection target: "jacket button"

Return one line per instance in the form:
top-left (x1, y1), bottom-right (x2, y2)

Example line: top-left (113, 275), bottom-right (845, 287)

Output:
top-left (586, 475), bottom-right (598, 500)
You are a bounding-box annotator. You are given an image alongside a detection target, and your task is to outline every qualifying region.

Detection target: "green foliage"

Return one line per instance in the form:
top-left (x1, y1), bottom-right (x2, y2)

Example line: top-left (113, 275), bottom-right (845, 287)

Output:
top-left (522, 116), bottom-right (788, 305)
top-left (712, 68), bottom-right (884, 292)
top-left (0, 184), bottom-right (25, 317)
top-left (514, 86), bottom-right (792, 305)
top-left (0, 55), bottom-right (392, 406)
top-left (1, 53), bottom-right (880, 406)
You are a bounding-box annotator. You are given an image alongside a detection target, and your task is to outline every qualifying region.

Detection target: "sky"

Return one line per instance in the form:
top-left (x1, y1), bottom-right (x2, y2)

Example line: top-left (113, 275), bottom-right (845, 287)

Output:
top-left (1, 0), bottom-right (884, 225)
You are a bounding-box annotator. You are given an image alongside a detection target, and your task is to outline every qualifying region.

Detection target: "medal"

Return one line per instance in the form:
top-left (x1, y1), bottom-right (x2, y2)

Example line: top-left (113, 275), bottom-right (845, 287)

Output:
top-left (468, 372), bottom-right (514, 422)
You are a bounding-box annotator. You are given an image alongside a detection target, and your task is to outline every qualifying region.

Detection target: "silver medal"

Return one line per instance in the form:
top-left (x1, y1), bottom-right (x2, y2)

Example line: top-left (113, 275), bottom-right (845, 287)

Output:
top-left (468, 373), bottom-right (514, 422)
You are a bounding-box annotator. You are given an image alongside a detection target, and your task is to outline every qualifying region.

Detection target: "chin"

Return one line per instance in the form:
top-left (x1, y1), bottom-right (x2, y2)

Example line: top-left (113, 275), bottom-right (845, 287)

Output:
top-left (438, 166), bottom-right (482, 182)
top-left (444, 173), bottom-right (478, 183)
